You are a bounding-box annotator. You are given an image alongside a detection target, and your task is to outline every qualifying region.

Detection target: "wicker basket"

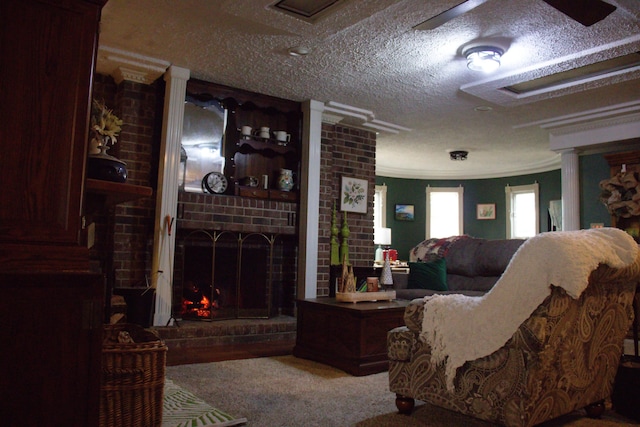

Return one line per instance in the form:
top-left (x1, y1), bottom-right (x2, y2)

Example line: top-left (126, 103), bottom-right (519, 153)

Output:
top-left (99, 323), bottom-right (167, 427)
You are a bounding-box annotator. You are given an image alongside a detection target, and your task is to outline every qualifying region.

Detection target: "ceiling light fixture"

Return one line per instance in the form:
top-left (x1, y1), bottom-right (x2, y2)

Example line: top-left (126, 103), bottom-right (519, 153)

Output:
top-left (463, 46), bottom-right (503, 73)
top-left (450, 150), bottom-right (468, 161)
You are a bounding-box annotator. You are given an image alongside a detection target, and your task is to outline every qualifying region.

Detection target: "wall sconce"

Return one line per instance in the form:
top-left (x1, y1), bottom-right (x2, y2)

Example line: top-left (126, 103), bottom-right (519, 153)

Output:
top-left (463, 46), bottom-right (503, 72)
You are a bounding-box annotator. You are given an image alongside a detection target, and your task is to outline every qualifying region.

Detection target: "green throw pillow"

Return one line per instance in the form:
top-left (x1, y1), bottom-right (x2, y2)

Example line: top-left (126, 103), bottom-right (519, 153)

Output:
top-left (408, 259), bottom-right (448, 291)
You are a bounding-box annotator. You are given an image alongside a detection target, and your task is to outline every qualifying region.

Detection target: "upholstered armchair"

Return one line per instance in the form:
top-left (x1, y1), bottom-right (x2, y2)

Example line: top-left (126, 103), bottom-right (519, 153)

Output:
top-left (388, 229), bottom-right (640, 427)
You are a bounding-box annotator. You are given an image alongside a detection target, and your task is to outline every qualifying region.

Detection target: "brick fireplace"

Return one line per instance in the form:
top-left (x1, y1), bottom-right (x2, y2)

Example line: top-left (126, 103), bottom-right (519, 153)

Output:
top-left (91, 74), bottom-right (378, 328)
top-left (174, 191), bottom-right (298, 320)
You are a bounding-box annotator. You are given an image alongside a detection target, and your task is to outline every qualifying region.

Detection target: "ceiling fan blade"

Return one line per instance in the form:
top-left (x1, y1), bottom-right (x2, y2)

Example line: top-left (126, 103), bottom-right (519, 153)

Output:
top-left (414, 0), bottom-right (489, 31)
top-left (542, 0), bottom-right (616, 26)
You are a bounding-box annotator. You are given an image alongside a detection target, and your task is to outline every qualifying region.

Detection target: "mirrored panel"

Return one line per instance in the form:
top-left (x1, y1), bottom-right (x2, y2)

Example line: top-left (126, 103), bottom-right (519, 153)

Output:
top-left (180, 100), bottom-right (227, 193)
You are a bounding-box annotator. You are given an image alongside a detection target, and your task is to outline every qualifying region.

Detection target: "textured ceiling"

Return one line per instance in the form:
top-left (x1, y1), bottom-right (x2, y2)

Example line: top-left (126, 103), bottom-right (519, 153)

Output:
top-left (97, 0), bottom-right (640, 179)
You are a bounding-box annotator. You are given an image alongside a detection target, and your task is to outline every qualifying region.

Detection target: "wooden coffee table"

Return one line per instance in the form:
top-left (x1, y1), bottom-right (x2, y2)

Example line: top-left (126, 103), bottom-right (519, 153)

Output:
top-left (293, 297), bottom-right (410, 376)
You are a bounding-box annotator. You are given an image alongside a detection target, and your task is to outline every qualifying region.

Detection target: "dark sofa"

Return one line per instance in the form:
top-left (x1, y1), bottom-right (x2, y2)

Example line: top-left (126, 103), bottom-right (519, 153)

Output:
top-left (393, 235), bottom-right (525, 300)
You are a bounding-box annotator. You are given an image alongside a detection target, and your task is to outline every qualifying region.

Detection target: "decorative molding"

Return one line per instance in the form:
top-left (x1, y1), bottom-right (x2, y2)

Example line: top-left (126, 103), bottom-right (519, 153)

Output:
top-left (321, 112), bottom-right (343, 125)
top-left (515, 100), bottom-right (640, 130)
top-left (322, 100), bottom-right (411, 134)
top-left (376, 155), bottom-right (561, 180)
top-left (96, 46), bottom-right (171, 85)
top-left (548, 112), bottom-right (640, 152)
top-left (548, 111), bottom-right (640, 134)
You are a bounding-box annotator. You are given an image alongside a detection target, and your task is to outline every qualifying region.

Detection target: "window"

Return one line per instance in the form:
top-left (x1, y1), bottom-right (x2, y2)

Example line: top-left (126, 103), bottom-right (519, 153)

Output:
top-left (426, 187), bottom-right (464, 239)
top-left (373, 185), bottom-right (387, 231)
top-left (506, 183), bottom-right (539, 239)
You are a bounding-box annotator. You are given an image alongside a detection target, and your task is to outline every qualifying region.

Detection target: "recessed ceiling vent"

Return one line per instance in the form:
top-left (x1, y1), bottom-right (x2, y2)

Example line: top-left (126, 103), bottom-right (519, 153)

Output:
top-left (272, 0), bottom-right (344, 22)
top-left (503, 51), bottom-right (640, 95)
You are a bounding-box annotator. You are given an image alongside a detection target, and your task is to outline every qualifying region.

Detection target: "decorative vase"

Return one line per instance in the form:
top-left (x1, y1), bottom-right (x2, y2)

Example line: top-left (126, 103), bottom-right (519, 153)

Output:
top-left (88, 137), bottom-right (102, 155)
top-left (380, 253), bottom-right (394, 291)
top-left (87, 141), bottom-right (128, 183)
top-left (277, 168), bottom-right (294, 192)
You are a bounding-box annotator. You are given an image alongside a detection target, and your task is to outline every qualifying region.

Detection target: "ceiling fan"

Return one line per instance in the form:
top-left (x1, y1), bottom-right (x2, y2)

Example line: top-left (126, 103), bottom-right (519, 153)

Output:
top-left (413, 0), bottom-right (616, 30)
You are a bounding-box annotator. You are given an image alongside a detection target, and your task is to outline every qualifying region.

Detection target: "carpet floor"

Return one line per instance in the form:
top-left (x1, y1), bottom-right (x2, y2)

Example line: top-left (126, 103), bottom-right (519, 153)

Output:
top-left (166, 355), bottom-right (639, 427)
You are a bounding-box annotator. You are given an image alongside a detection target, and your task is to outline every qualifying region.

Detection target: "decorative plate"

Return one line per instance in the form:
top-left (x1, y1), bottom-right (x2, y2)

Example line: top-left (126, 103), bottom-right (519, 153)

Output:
top-left (202, 172), bottom-right (228, 194)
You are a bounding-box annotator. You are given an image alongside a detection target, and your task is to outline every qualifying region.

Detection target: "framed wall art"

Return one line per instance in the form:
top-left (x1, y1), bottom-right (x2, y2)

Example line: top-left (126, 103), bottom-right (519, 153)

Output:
top-left (395, 204), bottom-right (415, 221)
top-left (340, 176), bottom-right (368, 213)
top-left (477, 203), bottom-right (496, 220)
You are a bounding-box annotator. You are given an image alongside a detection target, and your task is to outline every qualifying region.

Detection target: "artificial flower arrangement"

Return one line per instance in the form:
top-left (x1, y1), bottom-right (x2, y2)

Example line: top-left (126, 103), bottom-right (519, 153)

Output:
top-left (599, 170), bottom-right (640, 218)
top-left (90, 99), bottom-right (123, 147)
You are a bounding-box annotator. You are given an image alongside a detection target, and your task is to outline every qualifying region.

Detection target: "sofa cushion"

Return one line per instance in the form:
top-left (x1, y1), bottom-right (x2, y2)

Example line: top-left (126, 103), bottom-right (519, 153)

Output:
top-left (408, 259), bottom-right (448, 291)
top-left (474, 238), bottom-right (526, 276)
top-left (446, 275), bottom-right (500, 293)
top-left (445, 237), bottom-right (525, 277)
top-left (444, 238), bottom-right (484, 277)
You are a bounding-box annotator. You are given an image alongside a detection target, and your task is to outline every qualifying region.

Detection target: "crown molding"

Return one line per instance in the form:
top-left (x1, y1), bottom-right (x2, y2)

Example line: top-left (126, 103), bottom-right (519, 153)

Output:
top-left (96, 46), bottom-right (171, 84)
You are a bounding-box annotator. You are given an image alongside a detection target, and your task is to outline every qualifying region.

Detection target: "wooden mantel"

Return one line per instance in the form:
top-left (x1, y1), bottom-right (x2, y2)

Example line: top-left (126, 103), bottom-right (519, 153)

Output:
top-left (85, 178), bottom-right (153, 206)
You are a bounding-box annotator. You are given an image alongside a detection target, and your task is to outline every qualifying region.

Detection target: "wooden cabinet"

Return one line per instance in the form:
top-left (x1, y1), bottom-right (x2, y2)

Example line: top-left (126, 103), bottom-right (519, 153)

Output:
top-left (0, 273), bottom-right (103, 426)
top-left (0, 0), bottom-right (106, 425)
top-left (293, 298), bottom-right (410, 376)
top-left (0, 0), bottom-right (106, 272)
top-left (185, 79), bottom-right (302, 199)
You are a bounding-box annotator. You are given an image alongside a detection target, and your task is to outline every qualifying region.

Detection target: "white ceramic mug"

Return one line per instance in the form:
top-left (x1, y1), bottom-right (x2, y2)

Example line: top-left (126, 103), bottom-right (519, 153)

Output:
top-left (259, 126), bottom-right (270, 139)
top-left (241, 125), bottom-right (252, 136)
top-left (274, 131), bottom-right (291, 143)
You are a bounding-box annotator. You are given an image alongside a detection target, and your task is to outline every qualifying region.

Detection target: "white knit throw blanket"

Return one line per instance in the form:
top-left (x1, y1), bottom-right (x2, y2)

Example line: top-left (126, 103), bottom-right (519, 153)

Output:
top-left (420, 228), bottom-right (638, 391)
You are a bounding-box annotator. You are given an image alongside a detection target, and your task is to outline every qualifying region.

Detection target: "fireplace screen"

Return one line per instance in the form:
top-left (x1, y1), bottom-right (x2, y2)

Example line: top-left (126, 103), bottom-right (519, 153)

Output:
top-left (176, 229), bottom-right (293, 320)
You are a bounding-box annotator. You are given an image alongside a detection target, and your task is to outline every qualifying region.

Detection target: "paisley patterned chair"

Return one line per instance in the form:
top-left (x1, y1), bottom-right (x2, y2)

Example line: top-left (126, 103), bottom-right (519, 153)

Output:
top-left (388, 252), bottom-right (640, 427)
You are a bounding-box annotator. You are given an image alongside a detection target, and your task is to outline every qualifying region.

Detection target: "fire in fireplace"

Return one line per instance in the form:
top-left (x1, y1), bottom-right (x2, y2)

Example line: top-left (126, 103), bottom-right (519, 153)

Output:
top-left (181, 280), bottom-right (221, 320)
top-left (174, 229), bottom-right (297, 321)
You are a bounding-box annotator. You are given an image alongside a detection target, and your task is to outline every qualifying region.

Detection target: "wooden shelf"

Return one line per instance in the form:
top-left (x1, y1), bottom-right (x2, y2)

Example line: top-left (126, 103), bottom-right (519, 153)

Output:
top-left (237, 137), bottom-right (296, 155)
top-left (85, 178), bottom-right (153, 205)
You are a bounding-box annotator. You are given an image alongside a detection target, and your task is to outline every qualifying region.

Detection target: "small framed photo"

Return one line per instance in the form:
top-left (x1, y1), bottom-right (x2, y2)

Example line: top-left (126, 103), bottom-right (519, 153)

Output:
top-left (477, 203), bottom-right (496, 220)
top-left (395, 204), bottom-right (415, 221)
top-left (340, 176), bottom-right (368, 213)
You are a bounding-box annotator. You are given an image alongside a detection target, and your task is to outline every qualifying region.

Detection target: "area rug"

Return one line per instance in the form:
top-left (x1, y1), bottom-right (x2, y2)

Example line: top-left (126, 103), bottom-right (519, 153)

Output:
top-left (162, 378), bottom-right (247, 427)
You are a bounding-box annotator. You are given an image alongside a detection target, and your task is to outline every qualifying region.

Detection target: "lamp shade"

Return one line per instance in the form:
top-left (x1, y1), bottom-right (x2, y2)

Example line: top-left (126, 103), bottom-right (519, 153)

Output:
top-left (374, 227), bottom-right (392, 246)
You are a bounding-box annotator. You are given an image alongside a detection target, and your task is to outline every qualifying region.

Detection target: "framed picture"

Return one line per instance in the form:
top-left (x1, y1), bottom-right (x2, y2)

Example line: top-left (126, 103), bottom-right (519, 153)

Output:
top-left (340, 176), bottom-right (368, 213)
top-left (395, 204), bottom-right (415, 221)
top-left (477, 203), bottom-right (496, 220)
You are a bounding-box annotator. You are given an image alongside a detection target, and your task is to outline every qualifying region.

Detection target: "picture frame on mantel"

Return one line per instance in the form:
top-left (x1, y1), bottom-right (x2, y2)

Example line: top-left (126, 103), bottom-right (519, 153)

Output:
top-left (477, 203), bottom-right (496, 220)
top-left (340, 176), bottom-right (368, 214)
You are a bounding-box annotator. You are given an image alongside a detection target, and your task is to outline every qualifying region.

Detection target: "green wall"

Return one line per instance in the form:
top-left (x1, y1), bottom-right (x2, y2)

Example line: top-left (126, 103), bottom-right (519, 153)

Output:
top-left (376, 151), bottom-right (618, 261)
top-left (580, 153), bottom-right (613, 228)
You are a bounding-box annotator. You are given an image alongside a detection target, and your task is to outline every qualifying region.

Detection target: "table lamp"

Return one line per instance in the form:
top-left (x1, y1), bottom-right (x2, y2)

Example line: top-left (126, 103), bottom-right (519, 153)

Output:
top-left (374, 227), bottom-right (391, 263)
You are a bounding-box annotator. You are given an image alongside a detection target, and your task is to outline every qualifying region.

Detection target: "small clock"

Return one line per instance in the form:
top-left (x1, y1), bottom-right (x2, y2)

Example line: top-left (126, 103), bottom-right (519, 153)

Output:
top-left (202, 172), bottom-right (228, 194)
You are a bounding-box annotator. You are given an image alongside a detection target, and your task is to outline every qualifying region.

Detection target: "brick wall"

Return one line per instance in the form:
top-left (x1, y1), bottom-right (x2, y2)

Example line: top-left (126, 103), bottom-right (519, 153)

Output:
top-left (178, 192), bottom-right (298, 234)
top-left (316, 123), bottom-right (376, 296)
top-left (91, 75), bottom-right (377, 299)
top-left (91, 74), bottom-right (161, 288)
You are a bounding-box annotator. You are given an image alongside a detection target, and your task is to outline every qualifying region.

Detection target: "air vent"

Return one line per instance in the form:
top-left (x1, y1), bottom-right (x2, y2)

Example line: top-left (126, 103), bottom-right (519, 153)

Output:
top-left (273, 0), bottom-right (342, 21)
top-left (503, 52), bottom-right (640, 95)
